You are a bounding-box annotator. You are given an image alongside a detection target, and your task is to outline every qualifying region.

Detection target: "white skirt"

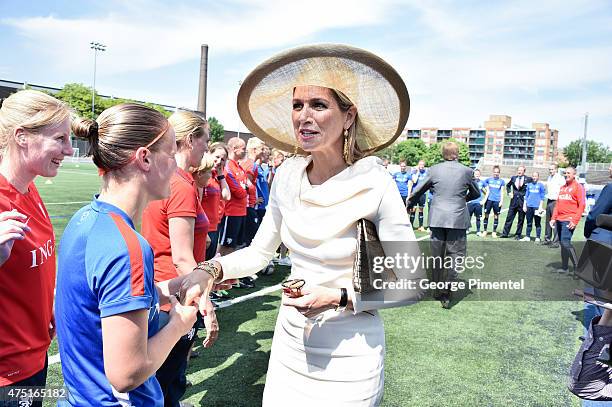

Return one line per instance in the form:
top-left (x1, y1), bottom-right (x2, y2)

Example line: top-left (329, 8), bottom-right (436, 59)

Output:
top-left (262, 305), bottom-right (385, 406)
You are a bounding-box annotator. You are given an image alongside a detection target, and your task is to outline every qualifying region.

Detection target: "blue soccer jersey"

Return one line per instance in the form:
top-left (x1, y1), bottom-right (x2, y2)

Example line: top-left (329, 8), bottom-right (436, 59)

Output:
top-left (392, 171), bottom-right (411, 196)
top-left (525, 181), bottom-right (547, 208)
top-left (469, 179), bottom-right (486, 204)
top-left (484, 177), bottom-right (505, 202)
top-left (56, 197), bottom-right (162, 407)
top-left (411, 168), bottom-right (428, 187)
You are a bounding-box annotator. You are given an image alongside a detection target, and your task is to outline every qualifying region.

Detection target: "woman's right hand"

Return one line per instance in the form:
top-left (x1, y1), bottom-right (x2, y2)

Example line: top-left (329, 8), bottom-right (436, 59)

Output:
top-left (0, 210), bottom-right (30, 266)
top-left (167, 295), bottom-right (198, 336)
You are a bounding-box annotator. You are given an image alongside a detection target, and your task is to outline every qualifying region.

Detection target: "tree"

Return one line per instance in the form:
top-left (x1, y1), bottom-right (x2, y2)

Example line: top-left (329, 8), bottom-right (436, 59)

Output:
top-left (563, 140), bottom-right (612, 167)
top-left (54, 83), bottom-right (172, 119)
top-left (208, 116), bottom-right (225, 143)
top-left (391, 139), bottom-right (428, 165)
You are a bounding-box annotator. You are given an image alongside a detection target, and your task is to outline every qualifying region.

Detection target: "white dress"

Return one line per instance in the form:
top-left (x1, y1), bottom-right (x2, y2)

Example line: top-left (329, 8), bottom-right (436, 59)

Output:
top-left (216, 155), bottom-right (423, 406)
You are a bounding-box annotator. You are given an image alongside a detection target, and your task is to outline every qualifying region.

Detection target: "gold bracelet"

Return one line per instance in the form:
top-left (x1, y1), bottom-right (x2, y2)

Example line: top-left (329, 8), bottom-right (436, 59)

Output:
top-left (194, 261), bottom-right (221, 281)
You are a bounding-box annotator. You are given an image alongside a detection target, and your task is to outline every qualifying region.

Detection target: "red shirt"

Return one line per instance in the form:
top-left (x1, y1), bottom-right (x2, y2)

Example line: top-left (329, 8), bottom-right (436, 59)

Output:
top-left (223, 159), bottom-right (248, 216)
top-left (240, 158), bottom-right (259, 208)
top-left (202, 169), bottom-right (222, 232)
top-left (0, 175), bottom-right (55, 385)
top-left (552, 179), bottom-right (585, 225)
top-left (142, 168), bottom-right (209, 291)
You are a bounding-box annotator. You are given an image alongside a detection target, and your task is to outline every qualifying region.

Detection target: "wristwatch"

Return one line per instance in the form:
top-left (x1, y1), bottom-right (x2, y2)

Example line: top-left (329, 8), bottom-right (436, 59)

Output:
top-left (335, 288), bottom-right (348, 312)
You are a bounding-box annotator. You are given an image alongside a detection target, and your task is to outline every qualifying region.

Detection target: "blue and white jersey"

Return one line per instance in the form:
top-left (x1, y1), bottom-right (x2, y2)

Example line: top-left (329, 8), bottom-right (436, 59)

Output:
top-left (525, 181), bottom-right (547, 208)
top-left (56, 196), bottom-right (162, 407)
top-left (411, 168), bottom-right (428, 187)
top-left (392, 171), bottom-right (411, 197)
top-left (255, 162), bottom-right (270, 210)
top-left (469, 179), bottom-right (486, 204)
top-left (483, 177), bottom-right (506, 202)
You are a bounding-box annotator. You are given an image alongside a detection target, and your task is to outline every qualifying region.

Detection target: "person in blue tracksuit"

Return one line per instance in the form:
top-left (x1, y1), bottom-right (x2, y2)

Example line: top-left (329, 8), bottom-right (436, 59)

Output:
top-left (468, 169), bottom-right (486, 235)
top-left (409, 160), bottom-right (428, 230)
top-left (392, 161), bottom-right (411, 209)
top-left (522, 171), bottom-right (547, 241)
top-left (481, 166), bottom-right (506, 237)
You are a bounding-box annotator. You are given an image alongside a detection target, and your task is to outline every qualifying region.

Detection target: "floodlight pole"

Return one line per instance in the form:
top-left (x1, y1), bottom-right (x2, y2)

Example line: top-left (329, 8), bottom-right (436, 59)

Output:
top-left (90, 42), bottom-right (106, 118)
top-left (581, 113), bottom-right (588, 173)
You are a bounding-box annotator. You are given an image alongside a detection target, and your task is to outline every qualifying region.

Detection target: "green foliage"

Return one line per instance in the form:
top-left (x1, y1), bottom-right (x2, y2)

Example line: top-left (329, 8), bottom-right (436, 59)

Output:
top-left (392, 139), bottom-right (428, 165)
top-left (53, 83), bottom-right (172, 119)
top-left (208, 116), bottom-right (225, 143)
top-left (563, 139), bottom-right (612, 167)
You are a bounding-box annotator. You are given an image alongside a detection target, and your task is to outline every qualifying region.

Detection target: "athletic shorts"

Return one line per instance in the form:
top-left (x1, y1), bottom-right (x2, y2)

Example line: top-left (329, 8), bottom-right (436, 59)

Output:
top-left (219, 215), bottom-right (246, 248)
top-left (484, 200), bottom-right (501, 215)
top-left (408, 194), bottom-right (427, 209)
top-left (468, 201), bottom-right (482, 217)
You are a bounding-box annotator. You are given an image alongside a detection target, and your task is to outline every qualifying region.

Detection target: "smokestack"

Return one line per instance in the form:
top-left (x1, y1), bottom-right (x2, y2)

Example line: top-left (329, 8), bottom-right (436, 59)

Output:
top-left (197, 44), bottom-right (209, 117)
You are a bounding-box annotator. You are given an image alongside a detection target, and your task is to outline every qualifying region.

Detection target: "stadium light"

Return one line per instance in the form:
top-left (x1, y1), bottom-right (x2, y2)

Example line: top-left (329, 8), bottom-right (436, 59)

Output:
top-left (90, 42), bottom-right (107, 118)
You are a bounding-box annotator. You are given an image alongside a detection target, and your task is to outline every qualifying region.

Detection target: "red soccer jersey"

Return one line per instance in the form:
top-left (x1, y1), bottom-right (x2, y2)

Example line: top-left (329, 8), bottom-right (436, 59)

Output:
top-left (223, 159), bottom-right (248, 216)
top-left (142, 168), bottom-right (209, 300)
top-left (240, 158), bottom-right (259, 208)
top-left (0, 175), bottom-right (55, 385)
top-left (201, 169), bottom-right (222, 232)
top-left (552, 179), bottom-right (585, 225)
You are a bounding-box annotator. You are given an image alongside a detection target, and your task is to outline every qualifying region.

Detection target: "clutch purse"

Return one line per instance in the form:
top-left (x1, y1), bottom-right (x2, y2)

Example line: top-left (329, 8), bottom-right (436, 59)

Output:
top-left (353, 218), bottom-right (398, 293)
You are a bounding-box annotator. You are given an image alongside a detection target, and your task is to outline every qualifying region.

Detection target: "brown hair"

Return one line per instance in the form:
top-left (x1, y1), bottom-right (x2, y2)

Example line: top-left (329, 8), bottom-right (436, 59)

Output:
top-left (72, 103), bottom-right (169, 173)
top-left (330, 89), bottom-right (364, 165)
top-left (209, 141), bottom-right (228, 156)
top-left (442, 141), bottom-right (459, 160)
top-left (168, 111), bottom-right (208, 149)
top-left (0, 90), bottom-right (71, 158)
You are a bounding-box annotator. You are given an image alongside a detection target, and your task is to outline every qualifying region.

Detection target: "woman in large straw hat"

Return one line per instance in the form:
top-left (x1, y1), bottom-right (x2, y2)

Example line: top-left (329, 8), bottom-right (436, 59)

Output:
top-left (200, 44), bottom-right (424, 405)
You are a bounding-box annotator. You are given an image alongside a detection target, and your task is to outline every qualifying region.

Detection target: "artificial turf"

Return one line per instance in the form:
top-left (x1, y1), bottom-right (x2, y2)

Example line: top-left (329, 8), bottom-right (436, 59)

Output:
top-left (36, 163), bottom-right (585, 406)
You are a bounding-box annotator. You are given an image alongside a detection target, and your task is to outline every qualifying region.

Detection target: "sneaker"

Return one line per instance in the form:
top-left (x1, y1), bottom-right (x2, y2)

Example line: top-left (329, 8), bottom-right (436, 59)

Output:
top-left (233, 278), bottom-right (255, 289)
top-left (540, 240), bottom-right (551, 246)
top-left (556, 268), bottom-right (569, 275)
top-left (179, 402), bottom-right (194, 407)
top-left (499, 234), bottom-right (509, 238)
top-left (216, 290), bottom-right (231, 300)
top-left (535, 238), bottom-right (541, 242)
top-left (277, 257), bottom-right (292, 267)
top-left (418, 226), bottom-right (426, 232)
top-left (491, 232), bottom-right (497, 238)
top-left (520, 236), bottom-right (531, 242)
top-left (480, 231), bottom-right (487, 238)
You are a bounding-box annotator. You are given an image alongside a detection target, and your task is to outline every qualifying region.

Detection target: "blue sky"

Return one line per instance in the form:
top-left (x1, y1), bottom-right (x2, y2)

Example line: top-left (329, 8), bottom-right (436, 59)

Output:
top-left (1, 0), bottom-right (611, 147)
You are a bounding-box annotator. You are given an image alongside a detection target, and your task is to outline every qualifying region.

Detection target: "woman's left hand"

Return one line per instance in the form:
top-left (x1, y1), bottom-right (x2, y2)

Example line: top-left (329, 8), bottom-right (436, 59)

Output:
top-left (282, 285), bottom-right (339, 318)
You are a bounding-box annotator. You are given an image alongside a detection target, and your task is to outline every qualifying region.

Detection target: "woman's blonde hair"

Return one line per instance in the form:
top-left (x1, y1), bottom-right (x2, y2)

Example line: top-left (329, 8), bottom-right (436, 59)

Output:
top-left (330, 89), bottom-right (364, 165)
top-left (72, 103), bottom-right (169, 173)
top-left (209, 141), bottom-right (228, 156)
top-left (168, 111), bottom-right (208, 148)
top-left (192, 153), bottom-right (215, 174)
top-left (0, 90), bottom-right (71, 158)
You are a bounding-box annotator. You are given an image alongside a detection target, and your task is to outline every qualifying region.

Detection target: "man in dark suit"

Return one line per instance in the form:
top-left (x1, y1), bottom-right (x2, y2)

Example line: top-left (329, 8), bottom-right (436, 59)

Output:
top-left (501, 166), bottom-right (532, 239)
top-left (408, 142), bottom-right (480, 308)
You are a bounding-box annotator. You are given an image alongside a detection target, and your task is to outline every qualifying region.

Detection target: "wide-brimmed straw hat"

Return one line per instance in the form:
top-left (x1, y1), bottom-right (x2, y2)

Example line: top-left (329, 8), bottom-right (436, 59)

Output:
top-left (237, 44), bottom-right (410, 155)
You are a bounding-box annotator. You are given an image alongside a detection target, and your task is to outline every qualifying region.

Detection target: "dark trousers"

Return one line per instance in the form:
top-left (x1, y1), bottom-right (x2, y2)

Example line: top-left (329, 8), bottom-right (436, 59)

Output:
top-left (503, 197), bottom-right (525, 237)
top-left (544, 199), bottom-right (558, 242)
top-left (556, 221), bottom-right (578, 271)
top-left (206, 230), bottom-right (219, 260)
top-left (0, 356), bottom-right (48, 407)
top-left (525, 207), bottom-right (542, 239)
top-left (156, 312), bottom-right (200, 407)
top-left (467, 202), bottom-right (482, 232)
top-left (429, 228), bottom-right (467, 299)
top-left (244, 207), bottom-right (260, 246)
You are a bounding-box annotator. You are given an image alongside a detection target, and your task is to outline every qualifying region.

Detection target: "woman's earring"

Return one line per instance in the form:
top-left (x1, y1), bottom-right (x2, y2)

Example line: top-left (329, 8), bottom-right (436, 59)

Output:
top-left (343, 128), bottom-right (351, 164)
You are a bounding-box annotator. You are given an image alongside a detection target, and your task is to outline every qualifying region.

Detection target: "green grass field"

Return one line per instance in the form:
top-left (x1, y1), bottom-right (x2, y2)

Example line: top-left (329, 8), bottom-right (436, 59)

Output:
top-left (36, 163), bottom-right (586, 406)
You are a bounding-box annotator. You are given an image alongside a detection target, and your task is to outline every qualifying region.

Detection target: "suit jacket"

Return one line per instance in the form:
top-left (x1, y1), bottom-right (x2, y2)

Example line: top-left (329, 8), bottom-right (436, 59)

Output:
top-left (408, 160), bottom-right (480, 229)
top-left (506, 175), bottom-right (533, 205)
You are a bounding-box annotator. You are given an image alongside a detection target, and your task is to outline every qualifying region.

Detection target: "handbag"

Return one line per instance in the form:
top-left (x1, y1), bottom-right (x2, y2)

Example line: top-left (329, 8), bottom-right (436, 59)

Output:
top-left (352, 218), bottom-right (398, 293)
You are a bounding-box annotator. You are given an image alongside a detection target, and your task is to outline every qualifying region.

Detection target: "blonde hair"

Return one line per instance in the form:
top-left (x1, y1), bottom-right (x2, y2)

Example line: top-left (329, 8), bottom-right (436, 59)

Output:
top-left (72, 103), bottom-right (169, 173)
top-left (209, 141), bottom-right (228, 156)
top-left (442, 141), bottom-right (459, 161)
top-left (168, 111), bottom-right (208, 148)
top-left (0, 90), bottom-right (71, 158)
top-left (246, 136), bottom-right (264, 150)
top-left (192, 153), bottom-right (215, 174)
top-left (330, 89), bottom-right (364, 165)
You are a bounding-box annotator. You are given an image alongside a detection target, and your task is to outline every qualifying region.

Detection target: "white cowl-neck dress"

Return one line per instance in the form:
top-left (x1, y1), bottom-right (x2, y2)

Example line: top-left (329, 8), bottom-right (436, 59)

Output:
top-left (216, 155), bottom-right (420, 406)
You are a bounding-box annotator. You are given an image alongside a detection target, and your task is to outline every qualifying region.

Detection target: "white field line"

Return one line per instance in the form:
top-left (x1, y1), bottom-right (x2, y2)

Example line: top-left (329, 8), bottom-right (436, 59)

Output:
top-left (48, 207), bottom-right (512, 365)
top-left (57, 169), bottom-right (99, 176)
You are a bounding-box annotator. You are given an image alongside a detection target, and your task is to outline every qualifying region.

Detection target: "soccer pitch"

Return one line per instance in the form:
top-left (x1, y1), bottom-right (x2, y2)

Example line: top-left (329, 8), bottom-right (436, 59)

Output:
top-left (37, 163), bottom-right (584, 407)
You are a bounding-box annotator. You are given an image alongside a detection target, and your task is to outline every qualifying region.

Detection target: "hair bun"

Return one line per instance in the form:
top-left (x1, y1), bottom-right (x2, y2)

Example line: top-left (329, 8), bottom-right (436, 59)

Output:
top-left (72, 117), bottom-right (99, 142)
